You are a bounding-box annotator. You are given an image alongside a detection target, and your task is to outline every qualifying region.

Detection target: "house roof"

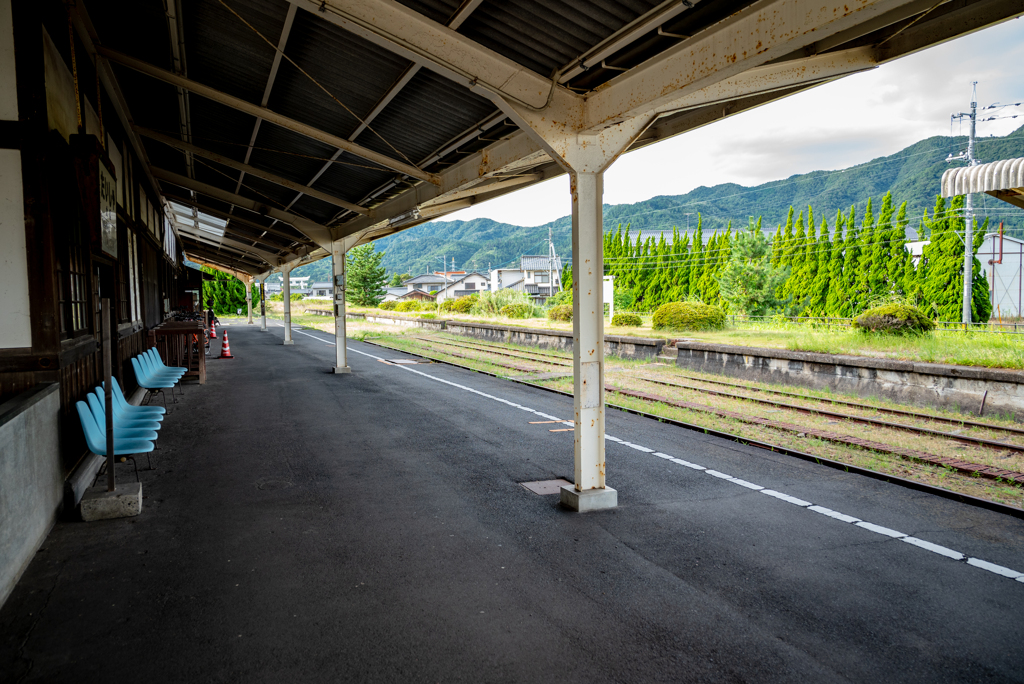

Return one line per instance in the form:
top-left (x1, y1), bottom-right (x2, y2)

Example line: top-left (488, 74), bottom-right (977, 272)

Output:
top-left (525, 284), bottom-right (555, 295)
top-left (398, 289), bottom-right (435, 300)
top-left (310, 281), bottom-right (332, 289)
top-left (386, 286), bottom-right (407, 296)
top-left (500, 277), bottom-right (524, 289)
top-left (942, 157), bottom-right (1024, 210)
top-left (404, 274), bottom-right (447, 284)
top-left (520, 255), bottom-right (562, 271)
top-left (442, 271), bottom-right (488, 288)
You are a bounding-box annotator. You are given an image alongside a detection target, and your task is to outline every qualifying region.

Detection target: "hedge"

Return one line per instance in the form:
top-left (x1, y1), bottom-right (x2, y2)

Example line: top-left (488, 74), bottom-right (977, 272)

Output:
top-left (853, 303), bottom-right (935, 335)
top-left (611, 313), bottom-right (643, 327)
top-left (379, 300), bottom-right (397, 310)
top-left (547, 304), bottom-right (573, 322)
top-left (452, 295), bottom-right (477, 314)
top-left (652, 301), bottom-right (726, 331)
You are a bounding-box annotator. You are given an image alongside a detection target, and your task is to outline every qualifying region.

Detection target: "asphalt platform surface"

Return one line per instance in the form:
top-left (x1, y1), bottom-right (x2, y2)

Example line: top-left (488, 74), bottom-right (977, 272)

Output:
top-left (2, 322), bottom-right (1024, 683)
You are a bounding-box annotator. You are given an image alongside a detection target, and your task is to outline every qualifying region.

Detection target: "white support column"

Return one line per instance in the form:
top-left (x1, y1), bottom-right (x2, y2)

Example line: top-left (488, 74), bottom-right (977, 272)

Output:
top-left (331, 242), bottom-right (351, 373)
top-left (245, 279), bottom-right (254, 324)
top-left (281, 267), bottom-right (294, 345)
top-left (494, 105), bottom-right (649, 512)
top-left (569, 170), bottom-right (611, 507)
top-left (259, 277), bottom-right (267, 331)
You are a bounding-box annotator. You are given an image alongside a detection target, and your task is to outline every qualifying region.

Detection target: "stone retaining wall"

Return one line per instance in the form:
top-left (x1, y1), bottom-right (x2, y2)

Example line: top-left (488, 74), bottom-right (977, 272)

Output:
top-left (348, 313), bottom-right (662, 360)
top-left (675, 341), bottom-right (1024, 420)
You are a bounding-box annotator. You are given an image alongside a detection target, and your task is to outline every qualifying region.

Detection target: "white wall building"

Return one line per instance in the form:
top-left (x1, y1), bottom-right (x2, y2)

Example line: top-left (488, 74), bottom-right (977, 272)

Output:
top-left (436, 272), bottom-right (490, 301)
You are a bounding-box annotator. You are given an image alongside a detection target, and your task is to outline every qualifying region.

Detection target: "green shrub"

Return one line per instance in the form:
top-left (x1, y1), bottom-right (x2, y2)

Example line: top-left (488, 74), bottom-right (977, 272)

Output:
top-left (419, 313), bottom-right (437, 320)
top-left (652, 301), bottom-right (726, 331)
top-left (395, 300), bottom-right (419, 312)
top-left (268, 293), bottom-right (283, 302)
top-left (452, 295), bottom-right (477, 314)
top-left (853, 303), bottom-right (935, 335)
top-left (379, 300), bottom-right (397, 311)
top-left (547, 289), bottom-right (572, 306)
top-left (611, 313), bottom-right (643, 327)
top-left (548, 304), bottom-right (573, 322)
top-left (500, 303), bottom-right (532, 319)
top-left (439, 299), bottom-right (456, 313)
top-left (472, 290), bottom-right (531, 316)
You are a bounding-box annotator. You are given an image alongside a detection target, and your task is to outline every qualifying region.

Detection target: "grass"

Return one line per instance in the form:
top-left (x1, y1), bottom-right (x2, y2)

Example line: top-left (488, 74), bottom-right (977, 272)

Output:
top-left (343, 302), bottom-right (1024, 370)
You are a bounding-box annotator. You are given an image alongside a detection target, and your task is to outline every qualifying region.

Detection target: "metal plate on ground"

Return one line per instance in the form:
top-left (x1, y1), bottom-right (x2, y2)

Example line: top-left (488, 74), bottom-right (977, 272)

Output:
top-left (520, 479), bottom-right (573, 495)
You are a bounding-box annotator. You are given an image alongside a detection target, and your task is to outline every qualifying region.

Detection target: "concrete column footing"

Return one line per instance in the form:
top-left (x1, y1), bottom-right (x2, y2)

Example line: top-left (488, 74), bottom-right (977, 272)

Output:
top-left (560, 485), bottom-right (617, 512)
top-left (333, 366), bottom-right (352, 374)
top-left (81, 482), bottom-right (142, 521)
top-left (283, 340), bottom-right (294, 346)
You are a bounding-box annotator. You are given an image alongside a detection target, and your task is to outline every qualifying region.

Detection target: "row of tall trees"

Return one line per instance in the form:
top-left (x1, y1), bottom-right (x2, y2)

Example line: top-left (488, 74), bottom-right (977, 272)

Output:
top-left (603, 192), bottom-right (993, 322)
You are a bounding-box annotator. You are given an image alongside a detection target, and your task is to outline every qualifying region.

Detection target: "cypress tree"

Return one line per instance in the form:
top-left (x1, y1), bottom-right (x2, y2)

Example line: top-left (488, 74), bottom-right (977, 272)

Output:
top-left (770, 224), bottom-right (783, 267)
top-left (853, 197), bottom-right (877, 310)
top-left (824, 210), bottom-right (847, 316)
top-left (886, 201), bottom-right (910, 298)
top-left (838, 205), bottom-right (859, 315)
top-left (807, 218), bottom-right (832, 315)
top-left (688, 216), bottom-right (704, 299)
top-left (866, 193), bottom-right (895, 303)
top-left (922, 196), bottom-right (961, 320)
top-left (782, 211), bottom-right (808, 306)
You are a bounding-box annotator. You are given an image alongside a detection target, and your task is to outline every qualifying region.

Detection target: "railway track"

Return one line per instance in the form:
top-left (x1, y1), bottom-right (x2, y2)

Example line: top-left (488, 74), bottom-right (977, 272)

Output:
top-left (422, 334), bottom-right (1024, 440)
top-left (395, 331), bottom-right (1024, 485)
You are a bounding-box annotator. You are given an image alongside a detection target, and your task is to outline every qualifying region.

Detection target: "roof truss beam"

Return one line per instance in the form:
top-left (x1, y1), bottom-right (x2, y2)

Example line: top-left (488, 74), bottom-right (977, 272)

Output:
top-left (138, 127), bottom-right (369, 215)
top-left (174, 224), bottom-right (288, 263)
top-left (163, 192), bottom-right (315, 246)
top-left (96, 46), bottom-right (435, 184)
top-left (151, 167), bottom-right (334, 248)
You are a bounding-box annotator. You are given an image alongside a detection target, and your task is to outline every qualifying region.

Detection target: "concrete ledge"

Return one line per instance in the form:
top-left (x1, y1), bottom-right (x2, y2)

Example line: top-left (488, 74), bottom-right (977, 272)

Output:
top-left (560, 485), bottom-right (618, 512)
top-left (333, 366), bottom-right (352, 374)
top-left (350, 313), bottom-right (664, 360)
top-left (283, 340), bottom-right (294, 346)
top-left (675, 341), bottom-right (1024, 420)
top-left (81, 482), bottom-right (142, 521)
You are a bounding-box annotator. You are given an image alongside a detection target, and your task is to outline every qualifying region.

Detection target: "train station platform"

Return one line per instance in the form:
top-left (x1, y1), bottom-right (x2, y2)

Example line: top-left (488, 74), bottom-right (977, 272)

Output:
top-left (2, 323), bottom-right (1023, 682)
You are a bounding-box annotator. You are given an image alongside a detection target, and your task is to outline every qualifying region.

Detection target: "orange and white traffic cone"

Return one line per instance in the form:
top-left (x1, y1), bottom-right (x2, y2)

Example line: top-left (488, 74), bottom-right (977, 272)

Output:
top-left (210, 320), bottom-right (217, 339)
top-left (219, 330), bottom-right (234, 359)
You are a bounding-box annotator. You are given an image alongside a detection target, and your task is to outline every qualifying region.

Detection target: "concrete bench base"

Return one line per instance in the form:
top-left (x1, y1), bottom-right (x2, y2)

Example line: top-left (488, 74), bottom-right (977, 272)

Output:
top-left (81, 482), bottom-right (142, 521)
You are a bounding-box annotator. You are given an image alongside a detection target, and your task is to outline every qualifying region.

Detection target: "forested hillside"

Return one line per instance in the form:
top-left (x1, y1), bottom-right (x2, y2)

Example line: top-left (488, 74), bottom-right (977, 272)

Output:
top-left (291, 125), bottom-right (1024, 281)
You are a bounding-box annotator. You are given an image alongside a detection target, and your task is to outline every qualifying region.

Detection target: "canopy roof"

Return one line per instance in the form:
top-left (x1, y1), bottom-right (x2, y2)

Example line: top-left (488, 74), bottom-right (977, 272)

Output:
top-left (942, 157), bottom-right (1024, 210)
top-left (72, 0), bottom-right (1024, 277)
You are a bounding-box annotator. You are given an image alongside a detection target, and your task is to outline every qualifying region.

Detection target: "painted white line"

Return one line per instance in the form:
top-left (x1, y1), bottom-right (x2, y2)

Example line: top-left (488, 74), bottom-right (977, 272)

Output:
top-left (855, 522), bottom-right (907, 539)
top-left (901, 537), bottom-right (964, 561)
top-left (760, 490), bottom-right (812, 507)
top-left (350, 343), bottom-right (1024, 584)
top-left (808, 506), bottom-right (860, 524)
top-left (966, 558), bottom-right (1024, 579)
top-left (295, 329), bottom-right (335, 345)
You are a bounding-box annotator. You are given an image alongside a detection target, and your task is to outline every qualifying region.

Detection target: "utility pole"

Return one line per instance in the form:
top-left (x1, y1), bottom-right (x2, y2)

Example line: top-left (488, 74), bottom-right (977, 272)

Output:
top-left (548, 225), bottom-right (554, 297)
top-left (948, 82), bottom-right (979, 326)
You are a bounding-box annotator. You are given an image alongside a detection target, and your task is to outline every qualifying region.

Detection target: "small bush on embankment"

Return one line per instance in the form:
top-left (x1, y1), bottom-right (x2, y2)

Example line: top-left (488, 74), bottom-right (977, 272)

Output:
top-left (500, 304), bottom-right (532, 319)
top-left (853, 303), bottom-right (935, 336)
top-left (395, 301), bottom-right (422, 312)
top-left (548, 305), bottom-right (573, 322)
top-left (652, 302), bottom-right (726, 331)
top-left (452, 295), bottom-right (477, 314)
top-left (379, 300), bottom-right (397, 311)
top-left (611, 313), bottom-right (643, 327)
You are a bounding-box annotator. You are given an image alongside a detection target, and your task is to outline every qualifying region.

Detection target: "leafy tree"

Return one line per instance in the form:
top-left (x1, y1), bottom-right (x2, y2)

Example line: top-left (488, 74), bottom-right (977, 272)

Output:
top-left (346, 243), bottom-right (388, 306)
top-left (202, 266), bottom-right (249, 315)
top-left (717, 220), bottom-right (790, 316)
top-left (389, 272), bottom-right (411, 287)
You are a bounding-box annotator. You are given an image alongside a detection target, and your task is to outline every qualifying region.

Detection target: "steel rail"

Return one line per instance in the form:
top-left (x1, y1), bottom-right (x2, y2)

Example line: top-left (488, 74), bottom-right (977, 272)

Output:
top-left (415, 335), bottom-right (573, 367)
top-left (633, 375), bottom-right (1024, 453)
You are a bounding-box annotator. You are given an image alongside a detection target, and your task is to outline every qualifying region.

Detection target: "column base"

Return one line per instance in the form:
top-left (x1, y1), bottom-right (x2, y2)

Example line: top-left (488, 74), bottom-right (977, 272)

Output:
top-left (333, 365), bottom-right (352, 374)
top-left (81, 481), bottom-right (142, 521)
top-left (283, 340), bottom-right (294, 346)
top-left (560, 485), bottom-right (617, 512)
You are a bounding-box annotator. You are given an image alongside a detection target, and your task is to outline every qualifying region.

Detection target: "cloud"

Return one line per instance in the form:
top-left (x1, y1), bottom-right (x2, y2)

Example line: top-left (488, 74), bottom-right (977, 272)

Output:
top-left (441, 17), bottom-right (1024, 227)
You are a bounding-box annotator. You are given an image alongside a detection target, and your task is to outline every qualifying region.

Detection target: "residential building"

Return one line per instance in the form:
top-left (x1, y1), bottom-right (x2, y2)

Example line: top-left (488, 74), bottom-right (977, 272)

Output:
top-left (436, 272), bottom-right (490, 301)
top-left (490, 255), bottom-right (563, 304)
top-left (309, 282), bottom-right (332, 297)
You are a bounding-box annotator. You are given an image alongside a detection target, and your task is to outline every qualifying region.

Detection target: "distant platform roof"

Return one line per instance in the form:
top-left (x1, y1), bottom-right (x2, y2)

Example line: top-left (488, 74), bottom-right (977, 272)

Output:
top-left (941, 158), bottom-right (1024, 210)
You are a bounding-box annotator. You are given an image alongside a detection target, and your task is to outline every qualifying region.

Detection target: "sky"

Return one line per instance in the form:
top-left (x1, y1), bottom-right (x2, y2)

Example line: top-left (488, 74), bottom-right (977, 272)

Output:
top-left (439, 17), bottom-right (1024, 228)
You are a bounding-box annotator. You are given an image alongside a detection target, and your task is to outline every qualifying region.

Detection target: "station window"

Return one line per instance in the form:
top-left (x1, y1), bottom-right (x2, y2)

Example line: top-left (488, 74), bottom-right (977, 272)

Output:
top-left (57, 213), bottom-right (91, 339)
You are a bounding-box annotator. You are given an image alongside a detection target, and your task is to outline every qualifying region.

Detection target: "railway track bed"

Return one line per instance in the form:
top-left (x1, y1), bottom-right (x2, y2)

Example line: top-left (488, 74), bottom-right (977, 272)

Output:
top-left (371, 332), bottom-right (1024, 511)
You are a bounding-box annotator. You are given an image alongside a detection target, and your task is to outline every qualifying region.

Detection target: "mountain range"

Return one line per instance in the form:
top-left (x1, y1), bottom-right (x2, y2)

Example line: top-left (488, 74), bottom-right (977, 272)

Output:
top-left (292, 125), bottom-right (1024, 282)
